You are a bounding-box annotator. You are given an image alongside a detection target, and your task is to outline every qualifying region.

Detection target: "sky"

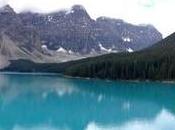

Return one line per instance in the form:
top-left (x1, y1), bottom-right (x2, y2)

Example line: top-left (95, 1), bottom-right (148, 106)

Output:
top-left (0, 0), bottom-right (174, 37)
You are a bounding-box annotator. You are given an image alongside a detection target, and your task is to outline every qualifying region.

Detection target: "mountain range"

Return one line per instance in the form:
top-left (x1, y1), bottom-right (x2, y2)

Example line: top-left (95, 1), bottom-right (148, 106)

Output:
top-left (0, 4), bottom-right (162, 69)
top-left (2, 32), bottom-right (175, 81)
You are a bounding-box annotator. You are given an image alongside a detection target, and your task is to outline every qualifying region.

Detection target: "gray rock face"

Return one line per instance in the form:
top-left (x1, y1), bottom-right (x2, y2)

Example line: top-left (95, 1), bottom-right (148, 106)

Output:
top-left (19, 5), bottom-right (162, 54)
top-left (0, 5), bottom-right (42, 51)
top-left (0, 5), bottom-right (47, 67)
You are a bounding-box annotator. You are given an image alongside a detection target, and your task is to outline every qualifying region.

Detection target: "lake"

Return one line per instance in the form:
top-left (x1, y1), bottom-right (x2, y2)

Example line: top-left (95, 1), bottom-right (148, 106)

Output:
top-left (0, 73), bottom-right (175, 130)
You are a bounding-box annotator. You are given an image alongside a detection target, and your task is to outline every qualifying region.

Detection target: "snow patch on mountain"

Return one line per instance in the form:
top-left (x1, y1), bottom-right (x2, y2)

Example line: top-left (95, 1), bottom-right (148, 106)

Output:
top-left (66, 9), bottom-right (74, 15)
top-left (99, 44), bottom-right (109, 52)
top-left (41, 45), bottom-right (48, 50)
top-left (99, 44), bottom-right (119, 53)
top-left (47, 15), bottom-right (53, 22)
top-left (68, 50), bottom-right (74, 54)
top-left (127, 48), bottom-right (134, 53)
top-left (56, 47), bottom-right (67, 53)
top-left (122, 37), bottom-right (131, 42)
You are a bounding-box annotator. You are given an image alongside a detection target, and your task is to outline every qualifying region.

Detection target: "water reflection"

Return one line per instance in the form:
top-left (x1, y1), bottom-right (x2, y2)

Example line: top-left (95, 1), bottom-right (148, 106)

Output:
top-left (3, 110), bottom-right (175, 130)
top-left (0, 74), bottom-right (175, 130)
top-left (86, 110), bottom-right (175, 130)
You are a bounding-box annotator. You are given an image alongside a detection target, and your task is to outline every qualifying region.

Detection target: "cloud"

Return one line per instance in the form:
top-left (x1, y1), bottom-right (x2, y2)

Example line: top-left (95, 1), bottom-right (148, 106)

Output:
top-left (138, 0), bottom-right (155, 8)
top-left (0, 0), bottom-right (9, 7)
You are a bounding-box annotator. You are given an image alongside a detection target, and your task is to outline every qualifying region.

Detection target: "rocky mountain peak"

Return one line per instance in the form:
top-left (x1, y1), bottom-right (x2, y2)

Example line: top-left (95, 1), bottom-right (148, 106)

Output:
top-left (0, 4), bottom-right (15, 14)
top-left (71, 5), bottom-right (86, 11)
top-left (68, 5), bottom-right (90, 18)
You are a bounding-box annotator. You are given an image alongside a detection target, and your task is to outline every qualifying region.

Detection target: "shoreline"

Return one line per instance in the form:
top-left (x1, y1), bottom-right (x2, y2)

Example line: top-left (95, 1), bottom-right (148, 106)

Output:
top-left (63, 75), bottom-right (175, 84)
top-left (0, 71), bottom-right (61, 76)
top-left (0, 71), bottom-right (175, 84)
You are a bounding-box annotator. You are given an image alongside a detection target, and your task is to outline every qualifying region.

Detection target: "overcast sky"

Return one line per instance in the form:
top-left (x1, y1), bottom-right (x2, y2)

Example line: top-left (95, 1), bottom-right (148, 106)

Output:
top-left (0, 0), bottom-right (174, 37)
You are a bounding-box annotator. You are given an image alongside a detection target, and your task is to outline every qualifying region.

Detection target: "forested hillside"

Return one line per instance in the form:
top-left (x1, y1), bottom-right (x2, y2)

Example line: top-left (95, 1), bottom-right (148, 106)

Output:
top-left (64, 33), bottom-right (175, 80)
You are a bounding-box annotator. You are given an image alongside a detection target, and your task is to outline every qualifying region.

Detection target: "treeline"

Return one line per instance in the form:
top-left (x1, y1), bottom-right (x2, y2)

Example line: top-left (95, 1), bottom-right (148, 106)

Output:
top-left (2, 60), bottom-right (66, 73)
top-left (64, 33), bottom-right (175, 80)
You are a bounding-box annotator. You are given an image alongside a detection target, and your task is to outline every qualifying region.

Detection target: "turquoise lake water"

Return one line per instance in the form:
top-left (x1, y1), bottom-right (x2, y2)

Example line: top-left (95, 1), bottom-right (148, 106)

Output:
top-left (0, 73), bottom-right (175, 130)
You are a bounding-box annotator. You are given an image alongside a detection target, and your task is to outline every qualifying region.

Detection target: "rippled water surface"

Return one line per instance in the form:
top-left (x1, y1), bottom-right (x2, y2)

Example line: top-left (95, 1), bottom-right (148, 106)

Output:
top-left (0, 73), bottom-right (175, 130)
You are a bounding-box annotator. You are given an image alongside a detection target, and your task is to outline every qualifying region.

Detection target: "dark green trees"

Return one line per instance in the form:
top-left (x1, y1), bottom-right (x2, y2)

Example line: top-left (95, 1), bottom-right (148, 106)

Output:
top-left (64, 33), bottom-right (175, 81)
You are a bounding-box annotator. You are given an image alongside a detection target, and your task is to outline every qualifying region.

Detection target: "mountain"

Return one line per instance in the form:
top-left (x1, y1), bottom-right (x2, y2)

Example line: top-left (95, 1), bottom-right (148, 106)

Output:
top-left (18, 5), bottom-right (162, 54)
top-left (0, 4), bottom-right (162, 69)
top-left (62, 32), bottom-right (175, 80)
top-left (0, 5), bottom-right (46, 68)
top-left (0, 5), bottom-right (88, 69)
top-left (2, 33), bottom-right (175, 81)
